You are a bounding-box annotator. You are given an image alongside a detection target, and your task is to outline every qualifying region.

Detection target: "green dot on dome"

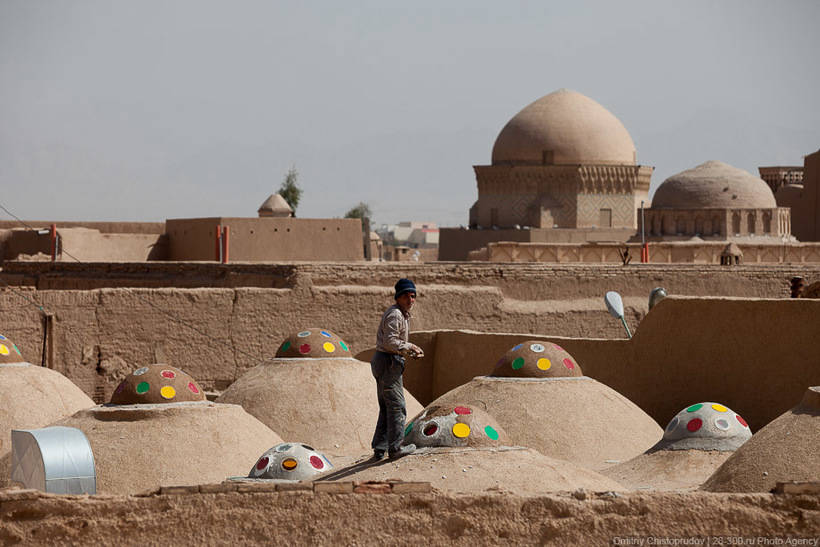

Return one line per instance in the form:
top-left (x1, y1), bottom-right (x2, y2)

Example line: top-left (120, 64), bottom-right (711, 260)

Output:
top-left (281, 341), bottom-right (291, 351)
top-left (339, 341), bottom-right (349, 351)
top-left (136, 382), bottom-right (150, 394)
top-left (404, 422), bottom-right (413, 437)
top-left (686, 403), bottom-right (703, 413)
top-left (511, 357), bottom-right (525, 370)
top-left (484, 426), bottom-right (499, 440)
top-left (12, 344), bottom-right (21, 356)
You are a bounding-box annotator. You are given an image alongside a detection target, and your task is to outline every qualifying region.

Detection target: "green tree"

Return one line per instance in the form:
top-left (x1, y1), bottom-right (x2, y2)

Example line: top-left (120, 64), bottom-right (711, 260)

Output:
top-left (278, 166), bottom-right (302, 214)
top-left (344, 202), bottom-right (372, 222)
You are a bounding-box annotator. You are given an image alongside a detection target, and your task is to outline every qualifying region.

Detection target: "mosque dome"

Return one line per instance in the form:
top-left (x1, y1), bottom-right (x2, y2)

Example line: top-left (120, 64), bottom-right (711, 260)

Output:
top-left (651, 160), bottom-right (777, 209)
top-left (491, 89), bottom-right (637, 166)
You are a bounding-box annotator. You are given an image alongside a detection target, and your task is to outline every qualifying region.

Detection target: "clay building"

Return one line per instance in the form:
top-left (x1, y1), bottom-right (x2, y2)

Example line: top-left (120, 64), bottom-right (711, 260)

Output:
top-left (774, 149), bottom-right (820, 242)
top-left (639, 160), bottom-right (791, 241)
top-left (702, 386), bottom-right (819, 493)
top-left (424, 340), bottom-right (662, 470)
top-left (334, 403), bottom-right (624, 495)
top-left (603, 401), bottom-right (752, 491)
top-left (440, 89), bottom-right (654, 260)
top-left (216, 328), bottom-right (424, 459)
top-left (0, 334), bottom-right (95, 486)
top-left (45, 364), bottom-right (284, 495)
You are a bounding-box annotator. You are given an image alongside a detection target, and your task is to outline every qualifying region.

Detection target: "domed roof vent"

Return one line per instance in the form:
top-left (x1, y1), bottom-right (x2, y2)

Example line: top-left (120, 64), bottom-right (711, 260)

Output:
top-left (258, 193), bottom-right (293, 217)
top-left (491, 89), bottom-right (637, 166)
top-left (652, 161), bottom-right (776, 209)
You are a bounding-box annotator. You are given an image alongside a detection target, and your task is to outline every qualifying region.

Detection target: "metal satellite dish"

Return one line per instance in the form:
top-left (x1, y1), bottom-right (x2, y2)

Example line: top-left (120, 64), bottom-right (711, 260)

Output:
top-left (649, 287), bottom-right (668, 310)
top-left (10, 426), bottom-right (96, 495)
top-left (604, 291), bottom-right (632, 339)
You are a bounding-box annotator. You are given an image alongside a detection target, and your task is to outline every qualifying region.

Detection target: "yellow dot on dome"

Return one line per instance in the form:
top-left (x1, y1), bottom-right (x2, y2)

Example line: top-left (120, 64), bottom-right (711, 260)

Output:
top-left (0, 344), bottom-right (8, 355)
top-left (452, 423), bottom-right (471, 438)
top-left (711, 404), bottom-right (728, 412)
top-left (323, 342), bottom-right (335, 353)
top-left (537, 358), bottom-right (551, 370)
top-left (282, 458), bottom-right (298, 470)
top-left (160, 386), bottom-right (176, 399)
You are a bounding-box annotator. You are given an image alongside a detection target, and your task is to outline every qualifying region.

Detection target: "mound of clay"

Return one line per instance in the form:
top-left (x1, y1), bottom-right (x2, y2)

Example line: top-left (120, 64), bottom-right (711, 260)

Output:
top-left (491, 341), bottom-right (582, 378)
top-left (248, 442), bottom-right (333, 480)
top-left (603, 402), bottom-right (751, 490)
top-left (217, 328), bottom-right (423, 458)
top-left (0, 334), bottom-right (95, 485)
top-left (275, 328), bottom-right (352, 358)
top-left (111, 364), bottom-right (205, 404)
top-left (603, 450), bottom-right (733, 491)
top-left (702, 386), bottom-right (820, 493)
top-left (429, 343), bottom-right (662, 470)
top-left (404, 404), bottom-right (508, 448)
top-left (49, 402), bottom-right (283, 494)
top-left (331, 446), bottom-right (623, 496)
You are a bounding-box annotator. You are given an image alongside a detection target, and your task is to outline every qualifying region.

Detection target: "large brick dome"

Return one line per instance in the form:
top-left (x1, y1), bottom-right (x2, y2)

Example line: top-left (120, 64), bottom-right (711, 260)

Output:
top-left (491, 89), bottom-right (637, 166)
top-left (652, 160), bottom-right (777, 209)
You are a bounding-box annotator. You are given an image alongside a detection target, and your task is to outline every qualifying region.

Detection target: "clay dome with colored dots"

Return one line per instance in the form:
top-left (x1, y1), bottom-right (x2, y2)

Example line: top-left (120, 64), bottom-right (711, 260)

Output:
top-left (110, 364), bottom-right (206, 405)
top-left (0, 333), bottom-right (96, 488)
top-left (27, 361), bottom-right (285, 495)
top-left (217, 328), bottom-right (423, 459)
top-left (702, 386), bottom-right (820, 493)
top-left (403, 405), bottom-right (508, 449)
top-left (656, 402), bottom-right (751, 452)
top-left (247, 442), bottom-right (333, 481)
top-left (334, 400), bottom-right (625, 495)
top-left (602, 402), bottom-right (752, 491)
top-left (426, 340), bottom-right (663, 470)
top-left (275, 328), bottom-right (352, 358)
top-left (0, 333), bottom-right (25, 364)
top-left (491, 341), bottom-right (582, 378)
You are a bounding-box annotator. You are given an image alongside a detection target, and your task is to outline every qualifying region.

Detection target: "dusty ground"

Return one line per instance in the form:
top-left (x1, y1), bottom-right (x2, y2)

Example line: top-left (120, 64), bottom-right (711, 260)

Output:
top-left (0, 486), bottom-right (818, 546)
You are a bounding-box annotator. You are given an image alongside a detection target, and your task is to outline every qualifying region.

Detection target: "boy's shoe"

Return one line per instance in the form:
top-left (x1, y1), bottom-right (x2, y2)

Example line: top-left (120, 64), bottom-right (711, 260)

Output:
top-left (388, 444), bottom-right (416, 460)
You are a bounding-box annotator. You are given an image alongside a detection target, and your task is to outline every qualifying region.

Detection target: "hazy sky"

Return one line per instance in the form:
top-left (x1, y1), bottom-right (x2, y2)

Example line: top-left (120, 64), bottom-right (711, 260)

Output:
top-left (1, 1), bottom-right (818, 228)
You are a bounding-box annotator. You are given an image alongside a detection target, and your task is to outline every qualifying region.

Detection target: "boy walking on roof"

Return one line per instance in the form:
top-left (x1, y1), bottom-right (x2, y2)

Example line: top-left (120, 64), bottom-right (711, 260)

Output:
top-left (370, 278), bottom-right (424, 460)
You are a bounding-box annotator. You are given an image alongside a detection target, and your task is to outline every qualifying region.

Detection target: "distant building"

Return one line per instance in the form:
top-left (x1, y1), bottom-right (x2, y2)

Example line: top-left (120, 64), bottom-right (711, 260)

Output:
top-left (758, 166), bottom-right (803, 195)
top-left (772, 150), bottom-right (820, 242)
top-left (440, 89), bottom-right (653, 260)
top-left (638, 160), bottom-right (792, 241)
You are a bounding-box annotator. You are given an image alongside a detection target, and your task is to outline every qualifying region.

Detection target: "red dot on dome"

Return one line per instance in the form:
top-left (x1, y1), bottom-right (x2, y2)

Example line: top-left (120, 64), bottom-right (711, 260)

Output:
top-left (562, 358), bottom-right (575, 370)
top-left (299, 344), bottom-right (311, 354)
top-left (687, 418), bottom-right (703, 432)
top-left (256, 456), bottom-right (269, 471)
top-left (553, 344), bottom-right (564, 351)
top-left (454, 406), bottom-right (472, 415)
top-left (161, 370), bottom-right (176, 379)
top-left (736, 415), bottom-right (748, 428)
top-left (188, 382), bottom-right (199, 394)
top-left (309, 455), bottom-right (324, 469)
